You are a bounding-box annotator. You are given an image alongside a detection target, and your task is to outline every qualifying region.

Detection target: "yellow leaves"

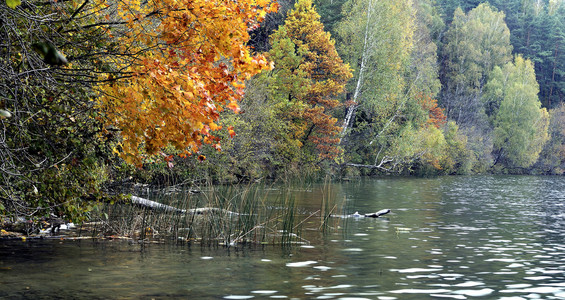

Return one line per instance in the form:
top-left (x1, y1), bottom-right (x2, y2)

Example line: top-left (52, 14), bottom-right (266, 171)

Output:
top-left (95, 0), bottom-right (278, 165)
top-left (112, 146), bottom-right (121, 155)
top-left (228, 126), bottom-right (236, 138)
top-left (208, 122), bottom-right (221, 131)
top-left (6, 0), bottom-right (21, 9)
top-left (227, 100), bottom-right (240, 113)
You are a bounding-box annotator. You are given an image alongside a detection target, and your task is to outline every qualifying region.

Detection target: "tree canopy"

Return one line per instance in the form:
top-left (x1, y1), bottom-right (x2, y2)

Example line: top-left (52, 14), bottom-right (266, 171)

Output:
top-left (267, 0), bottom-right (352, 161)
top-left (441, 3), bottom-right (512, 126)
top-left (95, 0), bottom-right (278, 166)
top-left (489, 56), bottom-right (549, 169)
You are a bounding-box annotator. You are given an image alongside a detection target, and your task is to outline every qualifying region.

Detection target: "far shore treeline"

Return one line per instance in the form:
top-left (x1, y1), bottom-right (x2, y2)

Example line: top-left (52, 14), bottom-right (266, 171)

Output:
top-left (0, 0), bottom-right (564, 222)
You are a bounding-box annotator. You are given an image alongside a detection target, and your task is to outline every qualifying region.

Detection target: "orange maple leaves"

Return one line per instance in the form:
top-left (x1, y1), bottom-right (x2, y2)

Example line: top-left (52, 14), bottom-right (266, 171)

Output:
top-left (96, 0), bottom-right (278, 165)
top-left (417, 93), bottom-right (447, 129)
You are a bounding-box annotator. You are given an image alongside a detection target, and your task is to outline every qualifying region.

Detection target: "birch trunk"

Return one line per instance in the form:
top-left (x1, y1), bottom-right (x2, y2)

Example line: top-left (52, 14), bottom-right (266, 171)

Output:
top-left (339, 0), bottom-right (375, 143)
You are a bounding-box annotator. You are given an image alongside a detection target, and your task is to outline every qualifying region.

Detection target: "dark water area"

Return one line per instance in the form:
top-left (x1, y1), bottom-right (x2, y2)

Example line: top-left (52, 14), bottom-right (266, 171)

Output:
top-left (2, 176), bottom-right (565, 299)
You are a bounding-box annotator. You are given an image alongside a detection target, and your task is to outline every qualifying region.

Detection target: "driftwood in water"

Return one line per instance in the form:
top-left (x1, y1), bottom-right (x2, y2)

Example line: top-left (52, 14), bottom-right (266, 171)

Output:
top-left (363, 209), bottom-right (391, 218)
top-left (131, 195), bottom-right (391, 219)
top-left (331, 208), bottom-right (391, 219)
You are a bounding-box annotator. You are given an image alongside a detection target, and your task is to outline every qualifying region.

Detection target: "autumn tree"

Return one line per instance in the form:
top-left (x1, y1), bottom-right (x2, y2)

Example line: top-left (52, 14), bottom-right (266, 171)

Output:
top-left (183, 74), bottom-right (297, 182)
top-left (0, 0), bottom-right (279, 224)
top-left (535, 103), bottom-right (565, 174)
top-left (442, 121), bottom-right (473, 174)
top-left (437, 3), bottom-right (513, 171)
top-left (409, 0), bottom-right (444, 98)
top-left (337, 0), bottom-right (415, 140)
top-left (266, 0), bottom-right (352, 162)
top-left (487, 56), bottom-right (549, 170)
top-left (95, 0), bottom-right (278, 166)
top-left (336, 0), bottom-right (450, 173)
top-left (417, 93), bottom-right (447, 129)
top-left (441, 4), bottom-right (512, 127)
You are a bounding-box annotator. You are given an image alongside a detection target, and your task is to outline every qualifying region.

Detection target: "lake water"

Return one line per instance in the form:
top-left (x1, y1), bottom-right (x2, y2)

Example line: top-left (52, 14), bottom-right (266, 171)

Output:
top-left (2, 176), bottom-right (565, 299)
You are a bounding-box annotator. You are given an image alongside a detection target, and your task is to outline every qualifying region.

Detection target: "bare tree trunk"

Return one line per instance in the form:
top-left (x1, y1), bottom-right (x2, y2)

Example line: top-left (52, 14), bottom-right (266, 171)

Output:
top-left (339, 0), bottom-right (374, 143)
top-left (548, 41), bottom-right (559, 107)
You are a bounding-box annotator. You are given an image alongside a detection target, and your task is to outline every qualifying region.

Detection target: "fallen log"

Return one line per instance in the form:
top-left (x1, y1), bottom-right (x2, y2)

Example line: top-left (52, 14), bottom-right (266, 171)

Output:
top-left (130, 196), bottom-right (240, 216)
top-left (130, 195), bottom-right (390, 218)
top-left (131, 196), bottom-right (187, 213)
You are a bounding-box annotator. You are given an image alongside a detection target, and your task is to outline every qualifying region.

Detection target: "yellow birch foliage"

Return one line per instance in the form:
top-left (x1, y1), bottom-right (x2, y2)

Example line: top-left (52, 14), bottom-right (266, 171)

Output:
top-left (96, 0), bottom-right (278, 165)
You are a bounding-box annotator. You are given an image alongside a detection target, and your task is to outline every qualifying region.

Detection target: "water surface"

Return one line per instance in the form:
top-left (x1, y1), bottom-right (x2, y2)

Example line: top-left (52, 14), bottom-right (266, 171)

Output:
top-left (2, 176), bottom-right (565, 299)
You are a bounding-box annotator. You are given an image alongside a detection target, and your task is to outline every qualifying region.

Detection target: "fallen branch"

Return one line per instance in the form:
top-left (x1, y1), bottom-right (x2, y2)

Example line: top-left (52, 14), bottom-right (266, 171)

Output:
top-left (130, 195), bottom-right (240, 216)
top-left (331, 208), bottom-right (391, 218)
top-left (131, 196), bottom-right (186, 213)
top-left (346, 162), bottom-right (395, 172)
top-left (130, 196), bottom-right (390, 219)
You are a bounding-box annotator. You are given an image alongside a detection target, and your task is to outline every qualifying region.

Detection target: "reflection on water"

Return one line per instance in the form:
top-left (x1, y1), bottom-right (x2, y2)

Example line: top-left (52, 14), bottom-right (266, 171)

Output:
top-left (2, 176), bottom-right (565, 299)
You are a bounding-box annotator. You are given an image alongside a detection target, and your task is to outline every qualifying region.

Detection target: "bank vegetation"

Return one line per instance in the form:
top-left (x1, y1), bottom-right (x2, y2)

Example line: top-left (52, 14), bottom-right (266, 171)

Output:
top-left (1, 0), bottom-right (564, 233)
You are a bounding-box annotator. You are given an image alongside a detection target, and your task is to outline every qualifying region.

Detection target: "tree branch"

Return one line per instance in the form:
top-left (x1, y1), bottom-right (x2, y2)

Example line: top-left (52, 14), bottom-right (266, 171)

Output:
top-left (57, 0), bottom-right (89, 33)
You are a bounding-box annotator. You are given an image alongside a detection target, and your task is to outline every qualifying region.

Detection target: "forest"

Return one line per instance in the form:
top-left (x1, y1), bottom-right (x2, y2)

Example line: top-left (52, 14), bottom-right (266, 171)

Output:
top-left (0, 0), bottom-right (564, 223)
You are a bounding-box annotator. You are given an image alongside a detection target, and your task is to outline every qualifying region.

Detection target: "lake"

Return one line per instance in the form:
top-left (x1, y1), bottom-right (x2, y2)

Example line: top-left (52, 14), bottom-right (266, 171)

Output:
top-left (2, 176), bottom-right (565, 299)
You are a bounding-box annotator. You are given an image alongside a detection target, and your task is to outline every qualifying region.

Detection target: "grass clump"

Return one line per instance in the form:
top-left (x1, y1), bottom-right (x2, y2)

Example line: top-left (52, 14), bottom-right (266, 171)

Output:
top-left (90, 183), bottom-right (314, 247)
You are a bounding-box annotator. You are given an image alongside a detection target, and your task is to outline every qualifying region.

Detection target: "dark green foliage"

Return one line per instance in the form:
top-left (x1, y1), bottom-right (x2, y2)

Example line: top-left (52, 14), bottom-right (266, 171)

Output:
top-left (494, 0), bottom-right (565, 108)
top-left (534, 103), bottom-right (565, 174)
top-left (436, 0), bottom-right (486, 22)
top-left (314, 0), bottom-right (349, 36)
top-left (437, 0), bottom-right (565, 108)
